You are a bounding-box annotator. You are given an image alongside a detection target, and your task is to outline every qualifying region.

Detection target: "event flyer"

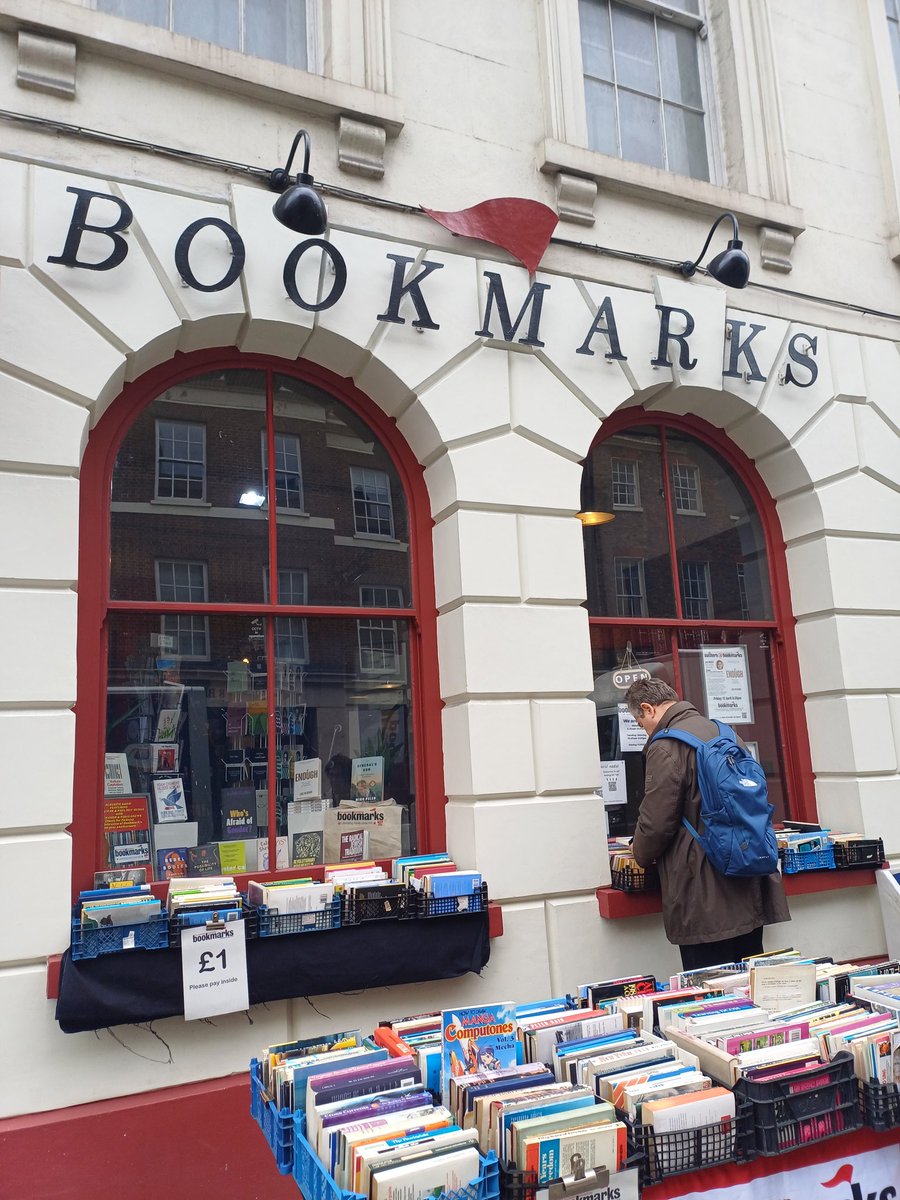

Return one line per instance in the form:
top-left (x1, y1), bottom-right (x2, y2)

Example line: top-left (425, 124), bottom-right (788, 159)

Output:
top-left (441, 1002), bottom-right (517, 1103)
top-left (701, 646), bottom-right (754, 724)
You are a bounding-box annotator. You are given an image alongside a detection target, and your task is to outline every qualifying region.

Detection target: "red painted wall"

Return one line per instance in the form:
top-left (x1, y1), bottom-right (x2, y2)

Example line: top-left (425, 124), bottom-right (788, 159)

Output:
top-left (0, 1075), bottom-right (298, 1200)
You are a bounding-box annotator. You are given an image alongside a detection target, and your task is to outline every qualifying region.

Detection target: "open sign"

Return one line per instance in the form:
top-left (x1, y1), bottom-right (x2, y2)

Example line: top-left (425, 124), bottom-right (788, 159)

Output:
top-left (612, 668), bottom-right (651, 689)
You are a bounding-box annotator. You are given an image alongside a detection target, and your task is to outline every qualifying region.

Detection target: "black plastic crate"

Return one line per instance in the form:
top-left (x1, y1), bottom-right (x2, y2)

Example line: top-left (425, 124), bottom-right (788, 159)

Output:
top-left (257, 896), bottom-right (341, 936)
top-left (832, 839), bottom-right (885, 869)
top-left (735, 1051), bottom-right (861, 1156)
top-left (169, 895), bottom-right (258, 942)
top-left (859, 1079), bottom-right (900, 1131)
top-left (70, 908), bottom-right (170, 959)
top-left (499, 1151), bottom-right (643, 1200)
top-left (341, 886), bottom-right (412, 924)
top-left (633, 1096), bottom-right (755, 1182)
top-left (610, 864), bottom-right (659, 892)
top-left (412, 882), bottom-right (488, 918)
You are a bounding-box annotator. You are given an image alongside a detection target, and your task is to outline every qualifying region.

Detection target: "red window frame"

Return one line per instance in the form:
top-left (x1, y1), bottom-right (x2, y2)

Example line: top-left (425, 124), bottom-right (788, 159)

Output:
top-left (586, 409), bottom-right (816, 821)
top-left (71, 348), bottom-right (444, 896)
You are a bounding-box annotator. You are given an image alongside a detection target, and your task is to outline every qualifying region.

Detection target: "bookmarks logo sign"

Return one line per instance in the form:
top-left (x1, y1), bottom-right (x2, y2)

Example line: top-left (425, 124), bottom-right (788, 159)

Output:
top-left (820, 1162), bottom-right (897, 1200)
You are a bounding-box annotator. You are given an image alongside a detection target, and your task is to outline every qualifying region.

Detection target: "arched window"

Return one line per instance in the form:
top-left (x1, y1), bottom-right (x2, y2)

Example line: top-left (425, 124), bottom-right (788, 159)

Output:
top-left (73, 353), bottom-right (441, 891)
top-left (581, 412), bottom-right (814, 836)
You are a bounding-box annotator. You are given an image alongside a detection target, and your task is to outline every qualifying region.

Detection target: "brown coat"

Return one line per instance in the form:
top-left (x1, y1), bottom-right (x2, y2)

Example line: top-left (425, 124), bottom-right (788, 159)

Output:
top-left (631, 701), bottom-right (790, 947)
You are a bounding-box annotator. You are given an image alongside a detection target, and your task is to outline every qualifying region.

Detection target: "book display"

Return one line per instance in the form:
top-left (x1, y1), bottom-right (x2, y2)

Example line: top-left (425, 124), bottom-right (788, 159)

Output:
top-left (246, 944), bottom-right (900, 1197)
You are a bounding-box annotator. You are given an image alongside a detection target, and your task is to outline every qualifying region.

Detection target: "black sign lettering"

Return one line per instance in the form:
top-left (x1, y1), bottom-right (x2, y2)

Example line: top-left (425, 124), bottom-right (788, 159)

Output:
top-left (722, 319), bottom-right (767, 382)
top-left (376, 253), bottom-right (443, 329)
top-left (476, 271), bottom-right (550, 347)
top-left (283, 239), bottom-right (347, 311)
top-left (652, 305), bottom-right (697, 370)
top-left (576, 296), bottom-right (627, 361)
top-left (47, 187), bottom-right (133, 272)
top-left (174, 218), bottom-right (245, 293)
top-left (783, 331), bottom-right (819, 388)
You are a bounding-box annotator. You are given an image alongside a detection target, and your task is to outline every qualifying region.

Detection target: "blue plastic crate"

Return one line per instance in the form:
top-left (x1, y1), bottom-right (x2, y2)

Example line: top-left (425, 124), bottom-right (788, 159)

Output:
top-left (250, 1058), bottom-right (293, 1174)
top-left (413, 883), bottom-right (489, 918)
top-left (782, 845), bottom-right (836, 874)
top-left (70, 908), bottom-right (170, 960)
top-left (291, 1112), bottom-right (499, 1200)
top-left (257, 896), bottom-right (342, 937)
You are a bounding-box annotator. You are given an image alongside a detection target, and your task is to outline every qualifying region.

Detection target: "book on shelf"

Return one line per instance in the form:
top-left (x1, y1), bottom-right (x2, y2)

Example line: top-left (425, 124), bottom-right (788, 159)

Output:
top-left (293, 756), bottom-right (323, 802)
top-left (256, 836), bottom-right (289, 871)
top-left (441, 1003), bottom-right (517, 1103)
top-left (154, 708), bottom-right (182, 743)
top-left (156, 846), bottom-right (189, 880)
top-left (292, 829), bottom-right (324, 868)
top-left (187, 843), bottom-right (222, 876)
top-left (152, 776), bottom-right (188, 823)
top-left (221, 786), bottom-right (256, 839)
top-left (149, 742), bottom-right (181, 774)
top-left (217, 840), bottom-right (248, 873)
top-left (368, 1142), bottom-right (481, 1200)
top-left (351, 756), bottom-right (385, 804)
top-left (104, 752), bottom-right (132, 796)
top-left (101, 793), bottom-right (153, 876)
top-left (92, 867), bottom-right (148, 888)
top-left (522, 1116), bottom-right (628, 1182)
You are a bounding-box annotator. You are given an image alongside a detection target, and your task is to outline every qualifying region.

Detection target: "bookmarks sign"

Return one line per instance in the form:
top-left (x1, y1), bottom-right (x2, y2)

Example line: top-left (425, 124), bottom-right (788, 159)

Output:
top-left (181, 920), bottom-right (249, 1020)
top-left (441, 1002), bottom-right (517, 1104)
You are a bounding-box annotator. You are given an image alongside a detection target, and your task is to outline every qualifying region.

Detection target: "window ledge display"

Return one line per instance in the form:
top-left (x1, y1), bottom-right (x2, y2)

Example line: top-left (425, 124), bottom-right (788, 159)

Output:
top-left (597, 866), bottom-right (885, 919)
top-left (46, 903), bottom-right (503, 1007)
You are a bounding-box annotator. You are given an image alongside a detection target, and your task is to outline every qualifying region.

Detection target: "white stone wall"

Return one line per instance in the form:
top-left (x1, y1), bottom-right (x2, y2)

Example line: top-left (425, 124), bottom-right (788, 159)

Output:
top-left (2, 0), bottom-right (900, 1121)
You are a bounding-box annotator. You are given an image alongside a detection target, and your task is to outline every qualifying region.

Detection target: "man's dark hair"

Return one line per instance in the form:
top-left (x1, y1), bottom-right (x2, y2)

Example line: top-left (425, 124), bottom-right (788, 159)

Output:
top-left (624, 678), bottom-right (679, 716)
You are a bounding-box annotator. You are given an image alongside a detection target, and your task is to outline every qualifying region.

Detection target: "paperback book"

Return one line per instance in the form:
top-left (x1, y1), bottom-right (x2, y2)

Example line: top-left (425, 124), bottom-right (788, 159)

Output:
top-left (104, 752), bottom-right (132, 796)
top-left (442, 1003), bottom-right (517, 1103)
top-left (152, 776), bottom-right (188, 823)
top-left (351, 756), bottom-right (384, 803)
top-left (221, 787), bottom-right (256, 839)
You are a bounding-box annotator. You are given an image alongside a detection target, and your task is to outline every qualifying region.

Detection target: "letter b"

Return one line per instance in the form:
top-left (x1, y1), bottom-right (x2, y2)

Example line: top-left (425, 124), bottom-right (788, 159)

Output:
top-left (48, 187), bottom-right (133, 271)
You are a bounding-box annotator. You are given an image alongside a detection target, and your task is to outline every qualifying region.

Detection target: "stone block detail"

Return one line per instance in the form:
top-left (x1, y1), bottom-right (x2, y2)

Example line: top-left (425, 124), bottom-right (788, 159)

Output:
top-left (555, 173), bottom-right (597, 226)
top-left (17, 31), bottom-right (76, 98)
top-left (758, 225), bottom-right (795, 273)
top-left (338, 116), bottom-right (387, 178)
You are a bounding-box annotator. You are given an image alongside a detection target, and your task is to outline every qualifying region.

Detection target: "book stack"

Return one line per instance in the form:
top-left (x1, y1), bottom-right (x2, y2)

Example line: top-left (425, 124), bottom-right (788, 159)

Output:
top-left (79, 884), bottom-right (162, 930)
top-left (167, 875), bottom-right (243, 930)
top-left (247, 877), bottom-right (335, 914)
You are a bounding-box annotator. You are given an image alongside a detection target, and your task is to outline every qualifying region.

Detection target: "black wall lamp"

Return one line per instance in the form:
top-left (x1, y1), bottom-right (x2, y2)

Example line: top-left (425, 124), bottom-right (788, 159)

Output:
top-left (268, 129), bottom-right (328, 234)
top-left (680, 210), bottom-right (750, 289)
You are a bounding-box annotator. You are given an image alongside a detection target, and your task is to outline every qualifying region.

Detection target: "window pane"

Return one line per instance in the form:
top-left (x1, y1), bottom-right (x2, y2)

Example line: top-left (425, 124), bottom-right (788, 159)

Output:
top-left (111, 371), bottom-right (269, 603)
top-left (676, 628), bottom-right (787, 820)
top-left (584, 78), bottom-right (619, 156)
top-left (664, 102), bottom-right (710, 180)
top-left (582, 427), bottom-right (677, 618)
top-left (96, 0), bottom-right (168, 24)
top-left (272, 375), bottom-right (411, 608)
top-left (618, 89), bottom-right (664, 169)
top-left (244, 0), bottom-right (308, 70)
top-left (611, 3), bottom-right (659, 95)
top-left (103, 612), bottom-right (419, 876)
top-left (579, 0), bottom-right (613, 80)
top-left (590, 624), bottom-right (677, 836)
top-left (172, 0), bottom-right (241, 51)
top-left (658, 20), bottom-right (703, 107)
top-left (667, 431), bottom-right (772, 621)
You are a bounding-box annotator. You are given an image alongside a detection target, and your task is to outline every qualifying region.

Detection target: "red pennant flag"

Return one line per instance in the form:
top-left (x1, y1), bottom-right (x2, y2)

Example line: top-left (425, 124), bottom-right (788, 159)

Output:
top-left (422, 197), bottom-right (558, 276)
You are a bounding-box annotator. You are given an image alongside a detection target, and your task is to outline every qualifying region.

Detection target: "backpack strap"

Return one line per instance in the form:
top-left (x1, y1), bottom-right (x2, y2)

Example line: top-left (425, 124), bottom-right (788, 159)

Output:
top-left (648, 727), bottom-right (706, 845)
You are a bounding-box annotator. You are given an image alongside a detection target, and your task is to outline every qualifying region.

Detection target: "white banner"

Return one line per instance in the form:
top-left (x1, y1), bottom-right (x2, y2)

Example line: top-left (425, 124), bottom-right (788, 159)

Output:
top-left (670, 1143), bottom-right (900, 1200)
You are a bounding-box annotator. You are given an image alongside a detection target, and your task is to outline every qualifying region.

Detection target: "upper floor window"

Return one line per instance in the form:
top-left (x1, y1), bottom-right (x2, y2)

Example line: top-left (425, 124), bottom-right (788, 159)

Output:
top-left (672, 461), bottom-right (703, 514)
top-left (156, 419), bottom-right (205, 501)
top-left (94, 0), bottom-right (312, 71)
top-left (578, 0), bottom-right (711, 180)
top-left (358, 585), bottom-right (403, 673)
top-left (156, 559), bottom-right (210, 659)
top-left (351, 467), bottom-right (395, 538)
top-left (680, 560), bottom-right (712, 619)
top-left (614, 557), bottom-right (647, 617)
top-left (611, 458), bottom-right (641, 508)
top-left (263, 432), bottom-right (304, 510)
top-left (888, 0), bottom-right (900, 83)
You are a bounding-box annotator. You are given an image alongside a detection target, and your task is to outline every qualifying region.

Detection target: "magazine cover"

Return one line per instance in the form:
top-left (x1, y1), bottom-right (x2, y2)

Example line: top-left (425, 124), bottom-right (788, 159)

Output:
top-left (441, 1002), bottom-right (517, 1103)
top-left (350, 756), bottom-right (384, 803)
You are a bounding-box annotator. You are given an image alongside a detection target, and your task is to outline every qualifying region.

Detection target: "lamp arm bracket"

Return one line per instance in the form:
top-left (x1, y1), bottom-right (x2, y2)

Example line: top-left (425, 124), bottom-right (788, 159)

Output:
top-left (680, 210), bottom-right (740, 277)
top-left (268, 128), bottom-right (312, 193)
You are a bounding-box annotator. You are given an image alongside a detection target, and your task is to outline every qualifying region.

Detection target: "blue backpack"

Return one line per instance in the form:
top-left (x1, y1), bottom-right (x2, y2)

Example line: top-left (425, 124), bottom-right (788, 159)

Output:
top-left (650, 720), bottom-right (778, 877)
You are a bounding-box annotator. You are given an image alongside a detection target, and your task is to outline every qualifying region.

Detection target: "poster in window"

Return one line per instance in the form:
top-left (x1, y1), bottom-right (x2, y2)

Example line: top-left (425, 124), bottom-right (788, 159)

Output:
top-left (600, 759), bottom-right (628, 807)
top-left (617, 704), bottom-right (647, 752)
top-left (701, 646), bottom-right (754, 725)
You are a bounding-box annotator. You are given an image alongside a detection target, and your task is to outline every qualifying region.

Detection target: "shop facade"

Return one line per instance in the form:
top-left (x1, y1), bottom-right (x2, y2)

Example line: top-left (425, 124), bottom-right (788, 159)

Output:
top-left (2, 0), bottom-right (900, 1193)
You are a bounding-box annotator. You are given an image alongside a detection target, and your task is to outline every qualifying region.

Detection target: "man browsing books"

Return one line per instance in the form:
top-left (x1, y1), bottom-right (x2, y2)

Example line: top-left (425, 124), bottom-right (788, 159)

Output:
top-left (623, 679), bottom-right (790, 970)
